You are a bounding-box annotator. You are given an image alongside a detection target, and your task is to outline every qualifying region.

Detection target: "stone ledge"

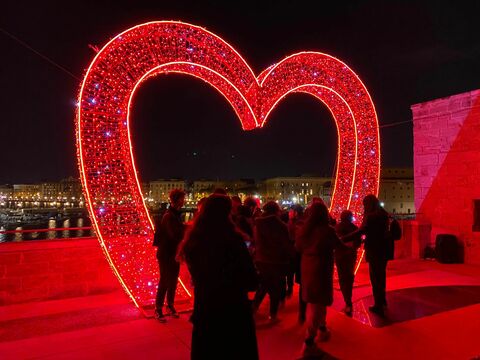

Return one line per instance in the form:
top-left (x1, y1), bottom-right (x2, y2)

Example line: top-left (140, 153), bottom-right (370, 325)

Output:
top-left (0, 237), bottom-right (119, 306)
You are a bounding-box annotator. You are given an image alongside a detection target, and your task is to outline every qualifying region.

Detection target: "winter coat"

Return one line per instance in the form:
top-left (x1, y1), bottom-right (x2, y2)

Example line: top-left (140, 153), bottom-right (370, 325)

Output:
top-left (183, 227), bottom-right (259, 360)
top-left (335, 221), bottom-right (360, 260)
top-left (153, 207), bottom-right (184, 261)
top-left (296, 225), bottom-right (345, 305)
top-left (254, 215), bottom-right (294, 265)
top-left (362, 208), bottom-right (390, 263)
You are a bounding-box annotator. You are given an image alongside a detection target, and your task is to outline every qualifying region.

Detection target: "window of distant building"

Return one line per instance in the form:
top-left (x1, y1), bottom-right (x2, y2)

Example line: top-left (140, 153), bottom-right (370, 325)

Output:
top-left (473, 200), bottom-right (480, 232)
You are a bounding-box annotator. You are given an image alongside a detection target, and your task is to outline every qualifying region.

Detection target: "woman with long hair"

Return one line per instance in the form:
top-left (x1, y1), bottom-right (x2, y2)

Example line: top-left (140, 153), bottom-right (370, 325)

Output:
top-left (296, 202), bottom-right (346, 350)
top-left (178, 194), bottom-right (259, 360)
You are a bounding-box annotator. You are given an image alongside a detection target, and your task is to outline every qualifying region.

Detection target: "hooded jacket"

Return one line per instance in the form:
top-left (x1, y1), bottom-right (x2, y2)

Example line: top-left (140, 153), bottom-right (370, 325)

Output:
top-left (254, 214), bottom-right (293, 265)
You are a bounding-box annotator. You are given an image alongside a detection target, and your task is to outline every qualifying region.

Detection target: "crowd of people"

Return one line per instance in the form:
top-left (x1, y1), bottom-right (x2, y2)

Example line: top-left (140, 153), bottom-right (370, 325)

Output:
top-left (152, 188), bottom-right (396, 359)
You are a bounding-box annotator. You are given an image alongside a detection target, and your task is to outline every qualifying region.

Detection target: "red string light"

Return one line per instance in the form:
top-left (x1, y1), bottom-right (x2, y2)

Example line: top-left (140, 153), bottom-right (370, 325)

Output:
top-left (76, 21), bottom-right (380, 307)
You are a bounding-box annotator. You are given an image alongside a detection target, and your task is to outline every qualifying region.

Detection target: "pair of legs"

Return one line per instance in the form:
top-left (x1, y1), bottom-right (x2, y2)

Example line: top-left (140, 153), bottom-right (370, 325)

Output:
top-left (305, 303), bottom-right (328, 344)
top-left (253, 262), bottom-right (285, 318)
top-left (368, 258), bottom-right (388, 309)
top-left (336, 250), bottom-right (357, 308)
top-left (155, 254), bottom-right (180, 313)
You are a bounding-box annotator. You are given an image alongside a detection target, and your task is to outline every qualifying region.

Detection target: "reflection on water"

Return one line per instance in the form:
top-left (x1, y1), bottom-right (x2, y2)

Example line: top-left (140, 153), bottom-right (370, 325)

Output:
top-left (0, 216), bottom-right (94, 243)
top-left (62, 219), bottom-right (70, 239)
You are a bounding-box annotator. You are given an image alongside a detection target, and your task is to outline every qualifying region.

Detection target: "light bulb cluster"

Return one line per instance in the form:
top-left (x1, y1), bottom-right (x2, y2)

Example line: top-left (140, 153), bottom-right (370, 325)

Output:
top-left (76, 21), bottom-right (380, 307)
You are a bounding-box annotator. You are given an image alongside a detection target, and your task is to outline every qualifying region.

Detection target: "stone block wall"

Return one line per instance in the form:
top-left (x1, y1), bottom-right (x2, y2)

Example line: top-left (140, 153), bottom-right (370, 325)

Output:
top-left (412, 89), bottom-right (480, 263)
top-left (0, 238), bottom-right (120, 305)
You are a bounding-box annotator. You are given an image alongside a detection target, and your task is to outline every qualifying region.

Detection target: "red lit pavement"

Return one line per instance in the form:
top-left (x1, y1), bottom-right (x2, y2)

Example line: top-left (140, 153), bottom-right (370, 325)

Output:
top-left (1, 259), bottom-right (480, 360)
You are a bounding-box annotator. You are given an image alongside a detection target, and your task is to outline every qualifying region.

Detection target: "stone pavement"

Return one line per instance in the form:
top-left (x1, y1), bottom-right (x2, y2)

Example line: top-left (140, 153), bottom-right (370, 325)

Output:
top-left (1, 259), bottom-right (480, 360)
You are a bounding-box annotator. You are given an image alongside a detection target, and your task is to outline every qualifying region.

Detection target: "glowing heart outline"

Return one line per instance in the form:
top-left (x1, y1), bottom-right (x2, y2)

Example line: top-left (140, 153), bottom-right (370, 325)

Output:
top-left (77, 21), bottom-right (380, 306)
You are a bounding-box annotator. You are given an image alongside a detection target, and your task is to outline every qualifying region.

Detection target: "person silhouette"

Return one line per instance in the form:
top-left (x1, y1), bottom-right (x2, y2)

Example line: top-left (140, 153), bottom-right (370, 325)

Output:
top-left (334, 210), bottom-right (361, 316)
top-left (178, 194), bottom-right (259, 360)
top-left (361, 194), bottom-right (390, 316)
top-left (153, 189), bottom-right (185, 322)
top-left (296, 202), bottom-right (347, 349)
top-left (252, 201), bottom-right (294, 322)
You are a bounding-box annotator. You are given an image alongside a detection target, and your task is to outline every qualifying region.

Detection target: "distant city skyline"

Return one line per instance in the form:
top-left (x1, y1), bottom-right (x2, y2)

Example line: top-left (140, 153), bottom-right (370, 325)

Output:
top-left (1, 168), bottom-right (414, 215)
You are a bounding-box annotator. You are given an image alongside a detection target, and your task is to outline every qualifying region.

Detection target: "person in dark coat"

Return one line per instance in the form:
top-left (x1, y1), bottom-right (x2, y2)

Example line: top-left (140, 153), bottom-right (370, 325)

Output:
top-left (252, 201), bottom-right (294, 321)
top-left (153, 189), bottom-right (185, 321)
top-left (334, 210), bottom-right (361, 316)
top-left (296, 202), bottom-right (347, 348)
top-left (234, 197), bottom-right (256, 239)
top-left (288, 204), bottom-right (307, 323)
top-left (361, 194), bottom-right (390, 316)
top-left (178, 194), bottom-right (259, 360)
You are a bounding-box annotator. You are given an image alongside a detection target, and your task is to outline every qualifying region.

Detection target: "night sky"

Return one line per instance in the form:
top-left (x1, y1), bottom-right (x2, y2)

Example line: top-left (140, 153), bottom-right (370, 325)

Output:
top-left (1, 1), bottom-right (479, 183)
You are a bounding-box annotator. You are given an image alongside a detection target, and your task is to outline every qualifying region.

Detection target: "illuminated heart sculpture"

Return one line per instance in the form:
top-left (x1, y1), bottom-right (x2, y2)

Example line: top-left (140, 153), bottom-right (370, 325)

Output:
top-left (76, 21), bottom-right (380, 307)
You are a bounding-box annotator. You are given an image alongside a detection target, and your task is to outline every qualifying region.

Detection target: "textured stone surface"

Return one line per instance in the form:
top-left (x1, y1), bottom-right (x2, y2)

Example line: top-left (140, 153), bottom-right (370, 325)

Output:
top-left (412, 89), bottom-right (480, 264)
top-left (0, 238), bottom-right (118, 305)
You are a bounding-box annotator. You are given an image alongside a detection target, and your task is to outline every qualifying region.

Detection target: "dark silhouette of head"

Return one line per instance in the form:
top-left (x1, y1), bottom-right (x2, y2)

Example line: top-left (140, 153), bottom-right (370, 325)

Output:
top-left (301, 201), bottom-right (330, 239)
top-left (169, 189), bottom-right (185, 209)
top-left (243, 196), bottom-right (257, 211)
top-left (200, 194), bottom-right (231, 222)
top-left (340, 210), bottom-right (354, 223)
top-left (263, 201), bottom-right (280, 216)
top-left (293, 204), bottom-right (304, 217)
top-left (311, 197), bottom-right (326, 206)
top-left (231, 195), bottom-right (241, 205)
top-left (178, 194), bottom-right (233, 260)
top-left (363, 194), bottom-right (380, 214)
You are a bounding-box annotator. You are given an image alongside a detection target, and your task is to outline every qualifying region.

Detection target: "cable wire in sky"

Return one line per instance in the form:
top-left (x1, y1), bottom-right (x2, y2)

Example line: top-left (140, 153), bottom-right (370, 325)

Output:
top-left (0, 27), bottom-right (81, 81)
top-left (0, 27), bottom-right (414, 130)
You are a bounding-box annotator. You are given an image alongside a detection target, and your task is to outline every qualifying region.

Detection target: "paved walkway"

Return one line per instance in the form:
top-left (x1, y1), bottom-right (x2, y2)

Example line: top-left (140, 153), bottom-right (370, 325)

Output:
top-left (1, 259), bottom-right (480, 360)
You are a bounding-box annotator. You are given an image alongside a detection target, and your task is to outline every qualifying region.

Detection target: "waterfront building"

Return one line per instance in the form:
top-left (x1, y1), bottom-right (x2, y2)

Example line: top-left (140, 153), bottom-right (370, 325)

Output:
top-left (40, 182), bottom-right (64, 199)
top-left (263, 176), bottom-right (332, 206)
top-left (60, 177), bottom-right (83, 200)
top-left (149, 179), bottom-right (186, 204)
top-left (378, 168), bottom-right (415, 214)
top-left (190, 179), bottom-right (224, 201)
top-left (0, 185), bottom-right (13, 197)
top-left (13, 184), bottom-right (41, 199)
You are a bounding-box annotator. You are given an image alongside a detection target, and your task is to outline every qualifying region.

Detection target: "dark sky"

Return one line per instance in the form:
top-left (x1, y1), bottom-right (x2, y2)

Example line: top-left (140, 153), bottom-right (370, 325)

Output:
top-left (1, 1), bottom-right (479, 183)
